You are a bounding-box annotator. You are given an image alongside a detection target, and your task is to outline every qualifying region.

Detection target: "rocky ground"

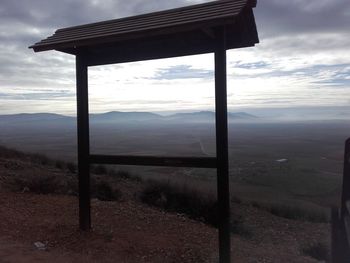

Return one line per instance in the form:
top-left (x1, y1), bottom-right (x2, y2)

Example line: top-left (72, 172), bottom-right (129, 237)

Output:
top-left (0, 151), bottom-right (331, 262)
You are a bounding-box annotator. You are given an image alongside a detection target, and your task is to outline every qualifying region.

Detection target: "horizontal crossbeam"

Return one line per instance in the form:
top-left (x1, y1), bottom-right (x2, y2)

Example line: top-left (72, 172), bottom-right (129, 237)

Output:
top-left (89, 154), bottom-right (217, 168)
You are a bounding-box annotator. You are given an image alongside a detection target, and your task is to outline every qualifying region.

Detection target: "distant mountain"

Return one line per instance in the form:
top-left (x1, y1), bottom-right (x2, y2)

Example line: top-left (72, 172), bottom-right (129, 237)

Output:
top-left (90, 111), bottom-right (163, 123)
top-left (166, 111), bottom-right (257, 122)
top-left (0, 113), bottom-right (72, 123)
top-left (0, 111), bottom-right (258, 125)
top-left (228, 112), bottom-right (257, 120)
top-left (167, 111), bottom-right (215, 122)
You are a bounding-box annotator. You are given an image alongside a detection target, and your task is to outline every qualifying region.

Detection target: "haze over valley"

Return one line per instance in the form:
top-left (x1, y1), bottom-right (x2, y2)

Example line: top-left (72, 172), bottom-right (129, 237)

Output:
top-left (1, 108), bottom-right (349, 213)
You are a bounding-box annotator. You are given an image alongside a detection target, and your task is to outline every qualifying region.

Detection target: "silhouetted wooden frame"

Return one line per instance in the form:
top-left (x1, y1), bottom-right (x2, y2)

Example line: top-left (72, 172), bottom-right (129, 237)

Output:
top-left (30, 1), bottom-right (260, 262)
top-left (75, 27), bottom-right (231, 262)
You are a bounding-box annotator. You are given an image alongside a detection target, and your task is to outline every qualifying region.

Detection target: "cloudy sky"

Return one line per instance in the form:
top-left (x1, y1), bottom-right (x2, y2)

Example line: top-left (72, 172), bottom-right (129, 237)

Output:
top-left (0, 0), bottom-right (349, 115)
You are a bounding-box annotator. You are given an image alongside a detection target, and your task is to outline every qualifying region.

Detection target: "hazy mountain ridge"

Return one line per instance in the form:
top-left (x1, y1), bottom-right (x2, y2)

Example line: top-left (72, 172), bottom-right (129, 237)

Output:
top-left (0, 111), bottom-right (258, 124)
top-left (0, 113), bottom-right (74, 123)
top-left (1, 108), bottom-right (349, 127)
top-left (90, 111), bottom-right (162, 122)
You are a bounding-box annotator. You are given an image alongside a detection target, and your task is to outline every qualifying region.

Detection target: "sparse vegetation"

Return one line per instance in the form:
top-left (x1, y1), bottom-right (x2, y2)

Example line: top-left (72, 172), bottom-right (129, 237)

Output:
top-left (91, 164), bottom-right (108, 175)
top-left (5, 169), bottom-right (122, 201)
top-left (0, 146), bottom-right (125, 199)
top-left (0, 145), bottom-right (66, 168)
top-left (0, 142), bottom-right (333, 260)
top-left (140, 179), bottom-right (218, 226)
top-left (6, 172), bottom-right (62, 194)
top-left (251, 201), bottom-right (329, 223)
top-left (140, 179), bottom-right (250, 236)
top-left (108, 169), bottom-right (142, 182)
top-left (55, 160), bottom-right (65, 170)
top-left (91, 178), bottom-right (121, 201)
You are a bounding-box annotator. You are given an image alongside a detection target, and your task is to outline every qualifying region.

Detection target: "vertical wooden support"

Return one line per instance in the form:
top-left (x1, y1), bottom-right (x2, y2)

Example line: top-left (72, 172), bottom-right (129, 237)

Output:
top-left (215, 27), bottom-right (231, 263)
top-left (341, 138), bottom-right (350, 218)
top-left (76, 54), bottom-right (91, 231)
top-left (331, 207), bottom-right (340, 263)
top-left (331, 206), bottom-right (347, 263)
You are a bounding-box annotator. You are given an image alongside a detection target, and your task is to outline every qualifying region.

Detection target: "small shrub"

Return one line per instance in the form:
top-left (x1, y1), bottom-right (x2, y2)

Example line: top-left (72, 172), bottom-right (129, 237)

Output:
top-left (108, 169), bottom-right (141, 182)
top-left (92, 179), bottom-right (121, 201)
top-left (140, 180), bottom-right (218, 226)
top-left (66, 162), bottom-right (77, 174)
top-left (302, 242), bottom-right (329, 261)
top-left (140, 180), bottom-right (249, 236)
top-left (55, 160), bottom-right (65, 170)
top-left (6, 173), bottom-right (60, 194)
top-left (29, 174), bottom-right (59, 194)
top-left (230, 215), bottom-right (252, 238)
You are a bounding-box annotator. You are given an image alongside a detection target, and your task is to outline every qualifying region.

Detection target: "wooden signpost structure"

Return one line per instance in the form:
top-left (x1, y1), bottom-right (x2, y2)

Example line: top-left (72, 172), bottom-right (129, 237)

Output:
top-left (30, 0), bottom-right (259, 261)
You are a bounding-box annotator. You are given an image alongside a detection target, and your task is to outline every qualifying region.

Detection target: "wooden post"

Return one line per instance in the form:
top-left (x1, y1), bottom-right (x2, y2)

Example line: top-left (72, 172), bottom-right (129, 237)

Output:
top-left (215, 27), bottom-right (231, 263)
top-left (341, 138), bottom-right (350, 218)
top-left (76, 54), bottom-right (91, 230)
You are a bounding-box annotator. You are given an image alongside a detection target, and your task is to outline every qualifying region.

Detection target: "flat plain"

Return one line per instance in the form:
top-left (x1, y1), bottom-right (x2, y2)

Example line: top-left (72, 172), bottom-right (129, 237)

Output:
top-left (1, 115), bottom-right (348, 211)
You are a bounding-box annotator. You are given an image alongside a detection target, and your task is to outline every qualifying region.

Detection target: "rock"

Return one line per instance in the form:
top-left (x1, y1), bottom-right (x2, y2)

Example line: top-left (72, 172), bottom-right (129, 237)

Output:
top-left (34, 241), bottom-right (47, 250)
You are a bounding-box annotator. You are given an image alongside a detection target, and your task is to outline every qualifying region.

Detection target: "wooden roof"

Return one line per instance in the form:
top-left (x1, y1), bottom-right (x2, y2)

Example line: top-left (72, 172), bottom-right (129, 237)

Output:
top-left (29, 0), bottom-right (259, 65)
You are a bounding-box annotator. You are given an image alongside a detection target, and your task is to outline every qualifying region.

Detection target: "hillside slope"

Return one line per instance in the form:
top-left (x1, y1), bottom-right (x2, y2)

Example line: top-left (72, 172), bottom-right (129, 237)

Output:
top-left (0, 147), bottom-right (330, 262)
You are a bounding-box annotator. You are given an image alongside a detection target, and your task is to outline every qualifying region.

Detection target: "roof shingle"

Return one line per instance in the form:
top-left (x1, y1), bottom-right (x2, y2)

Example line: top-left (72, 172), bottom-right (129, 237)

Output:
top-left (29, 0), bottom-right (258, 54)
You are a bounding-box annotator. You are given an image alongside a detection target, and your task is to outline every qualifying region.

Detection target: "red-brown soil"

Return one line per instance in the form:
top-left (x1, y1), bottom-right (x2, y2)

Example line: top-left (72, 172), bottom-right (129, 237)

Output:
top-left (0, 156), bottom-right (330, 262)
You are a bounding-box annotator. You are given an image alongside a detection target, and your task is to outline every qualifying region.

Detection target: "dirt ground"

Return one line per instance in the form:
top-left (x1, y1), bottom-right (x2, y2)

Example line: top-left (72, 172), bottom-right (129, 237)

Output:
top-left (0, 192), bottom-right (219, 263)
top-left (0, 191), bottom-right (329, 263)
top-left (0, 154), bottom-right (330, 262)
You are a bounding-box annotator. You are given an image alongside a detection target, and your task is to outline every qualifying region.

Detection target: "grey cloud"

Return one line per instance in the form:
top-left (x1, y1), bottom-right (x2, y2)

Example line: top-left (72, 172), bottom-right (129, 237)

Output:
top-left (0, 0), bottom-right (191, 31)
top-left (154, 65), bottom-right (214, 80)
top-left (0, 0), bottom-right (199, 93)
top-left (255, 0), bottom-right (350, 38)
top-left (255, 100), bottom-right (296, 105)
top-left (88, 99), bottom-right (200, 113)
top-left (0, 91), bottom-right (74, 100)
top-left (0, 0), bottom-right (349, 113)
top-left (255, 33), bottom-right (350, 59)
top-left (0, 41), bottom-right (75, 89)
top-left (231, 62), bottom-right (350, 86)
top-left (2, 0), bottom-right (348, 53)
top-left (305, 64), bottom-right (350, 87)
top-left (233, 61), bottom-right (270, 69)
top-left (0, 59), bottom-right (75, 89)
top-left (94, 100), bottom-right (189, 106)
top-left (312, 78), bottom-right (350, 87)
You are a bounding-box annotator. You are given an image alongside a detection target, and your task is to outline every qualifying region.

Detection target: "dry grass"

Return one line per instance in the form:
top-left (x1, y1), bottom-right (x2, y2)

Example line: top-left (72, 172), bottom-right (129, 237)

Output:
top-left (140, 179), bottom-right (218, 226)
top-left (251, 201), bottom-right (329, 223)
top-left (139, 179), bottom-right (251, 237)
